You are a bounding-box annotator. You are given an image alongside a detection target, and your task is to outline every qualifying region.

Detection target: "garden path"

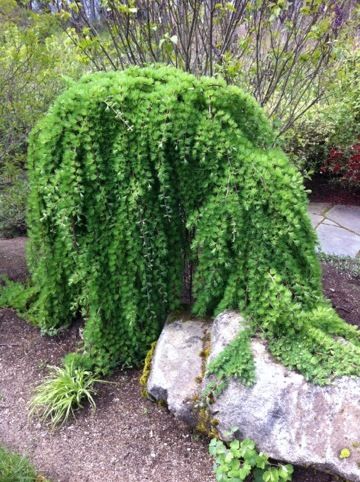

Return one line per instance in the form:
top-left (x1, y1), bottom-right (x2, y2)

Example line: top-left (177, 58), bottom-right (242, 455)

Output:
top-left (308, 203), bottom-right (360, 258)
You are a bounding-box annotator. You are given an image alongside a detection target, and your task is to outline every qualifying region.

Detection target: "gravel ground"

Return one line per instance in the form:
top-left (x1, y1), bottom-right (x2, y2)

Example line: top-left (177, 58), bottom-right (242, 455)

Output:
top-left (0, 237), bottom-right (352, 482)
top-left (0, 308), bottom-right (215, 482)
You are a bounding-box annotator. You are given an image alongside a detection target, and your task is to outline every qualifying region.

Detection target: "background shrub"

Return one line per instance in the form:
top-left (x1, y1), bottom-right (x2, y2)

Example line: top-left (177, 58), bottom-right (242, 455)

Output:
top-left (320, 143), bottom-right (360, 187)
top-left (0, 1), bottom-right (89, 236)
top-left (284, 47), bottom-right (360, 186)
top-left (0, 4), bottom-right (87, 170)
top-left (57, 0), bottom-right (359, 138)
top-left (0, 167), bottom-right (29, 237)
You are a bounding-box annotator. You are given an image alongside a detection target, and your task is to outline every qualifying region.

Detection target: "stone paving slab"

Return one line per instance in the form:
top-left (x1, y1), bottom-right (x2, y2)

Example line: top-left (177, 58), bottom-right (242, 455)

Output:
top-left (307, 203), bottom-right (360, 258)
top-left (322, 219), bottom-right (337, 227)
top-left (316, 223), bottom-right (360, 258)
top-left (308, 202), bottom-right (332, 216)
top-left (326, 205), bottom-right (360, 235)
top-left (309, 213), bottom-right (323, 228)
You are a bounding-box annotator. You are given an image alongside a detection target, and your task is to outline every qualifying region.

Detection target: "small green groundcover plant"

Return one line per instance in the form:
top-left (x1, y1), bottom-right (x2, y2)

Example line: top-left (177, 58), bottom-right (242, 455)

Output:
top-left (29, 355), bottom-right (101, 427)
top-left (318, 253), bottom-right (360, 279)
top-left (3, 64), bottom-right (360, 400)
top-left (0, 445), bottom-right (49, 482)
top-left (209, 437), bottom-right (293, 482)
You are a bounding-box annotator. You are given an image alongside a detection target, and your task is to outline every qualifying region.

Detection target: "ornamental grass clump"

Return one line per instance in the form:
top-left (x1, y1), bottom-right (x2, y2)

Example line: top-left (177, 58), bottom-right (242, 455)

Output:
top-left (26, 65), bottom-right (360, 389)
top-left (29, 362), bottom-right (100, 427)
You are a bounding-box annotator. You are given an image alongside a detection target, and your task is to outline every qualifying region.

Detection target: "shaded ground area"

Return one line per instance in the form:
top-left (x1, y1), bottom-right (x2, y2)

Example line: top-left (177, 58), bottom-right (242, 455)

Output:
top-left (0, 236), bottom-right (28, 282)
top-left (0, 238), bottom-right (355, 482)
top-left (307, 175), bottom-right (360, 206)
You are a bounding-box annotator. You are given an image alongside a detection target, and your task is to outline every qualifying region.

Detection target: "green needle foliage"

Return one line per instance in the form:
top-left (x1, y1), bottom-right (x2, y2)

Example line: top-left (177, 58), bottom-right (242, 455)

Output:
top-left (0, 278), bottom-right (38, 320)
top-left (27, 65), bottom-right (360, 386)
top-left (29, 363), bottom-right (100, 427)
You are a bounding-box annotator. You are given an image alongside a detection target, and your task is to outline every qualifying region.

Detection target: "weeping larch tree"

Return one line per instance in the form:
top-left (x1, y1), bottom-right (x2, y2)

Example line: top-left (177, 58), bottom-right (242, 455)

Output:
top-left (27, 66), bottom-right (360, 388)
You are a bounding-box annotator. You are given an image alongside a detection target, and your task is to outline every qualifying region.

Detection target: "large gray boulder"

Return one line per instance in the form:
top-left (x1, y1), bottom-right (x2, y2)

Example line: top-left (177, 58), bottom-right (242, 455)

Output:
top-left (147, 315), bottom-right (210, 424)
top-left (147, 311), bottom-right (360, 482)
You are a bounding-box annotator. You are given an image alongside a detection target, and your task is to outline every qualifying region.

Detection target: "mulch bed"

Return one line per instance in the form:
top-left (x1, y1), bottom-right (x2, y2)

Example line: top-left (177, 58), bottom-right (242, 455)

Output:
top-left (0, 237), bottom-right (357, 482)
top-left (322, 263), bottom-right (360, 328)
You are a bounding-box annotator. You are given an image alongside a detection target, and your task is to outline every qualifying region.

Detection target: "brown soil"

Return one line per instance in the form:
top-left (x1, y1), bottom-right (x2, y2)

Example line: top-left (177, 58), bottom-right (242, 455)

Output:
top-left (0, 238), bottom-right (356, 482)
top-left (322, 263), bottom-right (360, 328)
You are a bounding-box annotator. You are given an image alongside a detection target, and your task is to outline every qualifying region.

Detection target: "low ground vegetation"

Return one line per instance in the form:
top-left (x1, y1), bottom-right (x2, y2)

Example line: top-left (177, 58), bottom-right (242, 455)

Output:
top-left (28, 362), bottom-right (102, 428)
top-left (319, 254), bottom-right (360, 279)
top-left (209, 437), bottom-right (293, 482)
top-left (0, 445), bottom-right (49, 482)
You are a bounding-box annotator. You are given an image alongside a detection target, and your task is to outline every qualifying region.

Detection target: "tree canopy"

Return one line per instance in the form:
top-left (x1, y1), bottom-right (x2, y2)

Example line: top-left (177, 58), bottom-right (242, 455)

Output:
top-left (27, 65), bottom-right (360, 386)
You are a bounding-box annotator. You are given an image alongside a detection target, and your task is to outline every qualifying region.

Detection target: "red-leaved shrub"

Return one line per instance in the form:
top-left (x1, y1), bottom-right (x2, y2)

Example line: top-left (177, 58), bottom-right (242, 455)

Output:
top-left (321, 143), bottom-right (360, 187)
